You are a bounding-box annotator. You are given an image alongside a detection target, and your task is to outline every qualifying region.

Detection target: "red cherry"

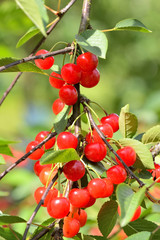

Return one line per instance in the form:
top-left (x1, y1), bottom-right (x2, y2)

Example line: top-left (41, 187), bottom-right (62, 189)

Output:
top-left (34, 49), bottom-right (54, 70)
top-left (82, 191), bottom-right (96, 208)
top-left (101, 113), bottom-right (119, 133)
top-left (92, 123), bottom-right (113, 143)
top-left (34, 187), bottom-right (54, 207)
top-left (39, 166), bottom-right (58, 185)
top-left (118, 205), bottom-right (141, 222)
top-left (73, 209), bottom-right (87, 227)
top-left (87, 178), bottom-right (108, 199)
top-left (77, 52), bottom-right (98, 72)
top-left (150, 163), bottom-right (160, 182)
top-left (116, 146), bottom-right (136, 167)
top-left (63, 217), bottom-right (80, 238)
top-left (26, 141), bottom-right (44, 160)
top-left (84, 142), bottom-right (107, 162)
top-left (57, 132), bottom-right (78, 150)
top-left (49, 71), bottom-right (65, 89)
top-left (47, 197), bottom-right (70, 219)
top-left (59, 85), bottom-right (78, 105)
top-left (33, 160), bottom-right (52, 176)
top-left (35, 131), bottom-right (56, 150)
top-left (102, 178), bottom-right (114, 198)
top-left (107, 165), bottom-right (127, 184)
top-left (69, 188), bottom-right (90, 208)
top-left (80, 68), bottom-right (100, 88)
top-left (63, 160), bottom-right (85, 181)
top-left (61, 63), bottom-right (82, 84)
top-left (52, 98), bottom-right (65, 115)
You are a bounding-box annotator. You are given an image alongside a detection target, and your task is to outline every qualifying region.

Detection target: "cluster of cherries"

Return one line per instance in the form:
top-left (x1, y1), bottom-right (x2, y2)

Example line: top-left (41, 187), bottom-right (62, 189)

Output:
top-left (24, 50), bottom-right (143, 237)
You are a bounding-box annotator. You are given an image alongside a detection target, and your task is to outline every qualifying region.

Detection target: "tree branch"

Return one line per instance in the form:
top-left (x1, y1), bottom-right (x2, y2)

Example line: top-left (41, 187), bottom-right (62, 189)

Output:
top-left (79, 0), bottom-right (92, 34)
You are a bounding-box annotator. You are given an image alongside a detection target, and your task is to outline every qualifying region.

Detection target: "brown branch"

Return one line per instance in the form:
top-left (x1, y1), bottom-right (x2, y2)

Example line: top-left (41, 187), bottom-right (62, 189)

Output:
top-left (79, 0), bottom-right (92, 34)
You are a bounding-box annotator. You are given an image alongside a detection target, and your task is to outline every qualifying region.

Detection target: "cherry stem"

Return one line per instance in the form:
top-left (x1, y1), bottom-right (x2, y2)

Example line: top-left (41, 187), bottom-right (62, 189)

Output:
top-left (90, 100), bottom-right (108, 115)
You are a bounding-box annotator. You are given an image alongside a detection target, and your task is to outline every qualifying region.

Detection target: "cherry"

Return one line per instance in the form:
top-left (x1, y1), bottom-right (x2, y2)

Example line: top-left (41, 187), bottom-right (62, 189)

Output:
top-left (33, 160), bottom-right (52, 176)
top-left (101, 113), bottom-right (119, 133)
top-left (150, 163), bottom-right (160, 182)
top-left (26, 141), bottom-right (44, 160)
top-left (61, 63), bottom-right (82, 84)
top-left (39, 166), bottom-right (58, 185)
top-left (87, 178), bottom-right (112, 198)
top-left (59, 85), bottom-right (78, 105)
top-left (35, 131), bottom-right (56, 150)
top-left (63, 216), bottom-right (80, 238)
top-left (34, 187), bottom-right (55, 207)
top-left (47, 197), bottom-right (70, 219)
top-left (49, 71), bottom-right (65, 89)
top-left (57, 132), bottom-right (78, 149)
top-left (118, 205), bottom-right (141, 222)
top-left (77, 52), bottom-right (98, 72)
top-left (69, 188), bottom-right (90, 208)
top-left (83, 193), bottom-right (96, 208)
top-left (84, 142), bottom-right (107, 162)
top-left (34, 49), bottom-right (54, 70)
top-left (92, 123), bottom-right (113, 143)
top-left (80, 68), bottom-right (100, 88)
top-left (63, 160), bottom-right (85, 181)
top-left (116, 146), bottom-right (136, 167)
top-left (102, 178), bottom-right (114, 198)
top-left (52, 98), bottom-right (65, 115)
top-left (107, 165), bottom-right (127, 184)
top-left (73, 209), bottom-right (87, 227)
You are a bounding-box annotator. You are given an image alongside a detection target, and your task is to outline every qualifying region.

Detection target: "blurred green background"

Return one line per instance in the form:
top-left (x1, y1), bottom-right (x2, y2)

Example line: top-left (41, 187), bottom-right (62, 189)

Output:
top-left (0, 0), bottom-right (160, 238)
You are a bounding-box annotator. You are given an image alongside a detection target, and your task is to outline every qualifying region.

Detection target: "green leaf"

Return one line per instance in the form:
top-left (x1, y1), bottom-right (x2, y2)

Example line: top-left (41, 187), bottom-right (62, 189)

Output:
top-left (76, 30), bottom-right (108, 58)
top-left (119, 138), bottom-right (154, 169)
top-left (145, 213), bottom-right (160, 224)
top-left (0, 226), bottom-right (23, 240)
top-left (142, 125), bottom-right (160, 144)
top-left (98, 200), bottom-right (118, 237)
top-left (53, 105), bottom-right (70, 134)
top-left (0, 138), bottom-right (17, 145)
top-left (0, 191), bottom-right (9, 197)
top-left (83, 157), bottom-right (106, 176)
top-left (125, 231), bottom-right (151, 240)
top-left (0, 57), bottom-right (45, 74)
top-left (0, 145), bottom-right (13, 156)
top-left (116, 183), bottom-right (146, 227)
top-left (80, 104), bottom-right (88, 124)
top-left (15, 0), bottom-right (48, 36)
top-left (31, 218), bottom-right (54, 239)
top-left (123, 219), bottom-right (157, 236)
top-left (16, 26), bottom-right (40, 48)
top-left (40, 148), bottom-right (80, 165)
top-left (0, 155), bottom-right (5, 165)
top-left (119, 104), bottom-right (138, 138)
top-left (0, 215), bottom-right (26, 225)
top-left (114, 19), bottom-right (152, 33)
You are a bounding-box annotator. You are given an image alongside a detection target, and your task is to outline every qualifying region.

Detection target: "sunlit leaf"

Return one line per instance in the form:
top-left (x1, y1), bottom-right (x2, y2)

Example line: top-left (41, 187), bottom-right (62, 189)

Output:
top-left (16, 26), bottom-right (40, 48)
top-left (142, 125), bottom-right (160, 144)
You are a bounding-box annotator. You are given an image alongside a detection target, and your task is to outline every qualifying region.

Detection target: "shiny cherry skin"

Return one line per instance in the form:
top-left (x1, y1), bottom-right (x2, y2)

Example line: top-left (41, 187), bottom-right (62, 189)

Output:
top-left (35, 131), bottom-right (56, 150)
top-left (92, 123), bottom-right (113, 143)
top-left (107, 165), bottom-right (127, 184)
top-left (69, 188), bottom-right (90, 208)
top-left (102, 178), bottom-right (114, 198)
top-left (49, 71), bottom-right (65, 89)
top-left (59, 85), bottom-right (78, 105)
top-left (52, 98), bottom-right (65, 115)
top-left (73, 209), bottom-right (87, 227)
top-left (63, 216), bottom-right (80, 238)
top-left (57, 132), bottom-right (78, 150)
top-left (34, 187), bottom-right (55, 207)
top-left (87, 178), bottom-right (108, 199)
top-left (77, 52), bottom-right (98, 72)
top-left (33, 160), bottom-right (52, 176)
top-left (101, 113), bottom-right (119, 133)
top-left (61, 63), bottom-right (82, 84)
top-left (47, 197), bottom-right (70, 219)
top-left (80, 68), bottom-right (100, 88)
top-left (116, 146), bottom-right (136, 167)
top-left (34, 49), bottom-right (54, 70)
top-left (150, 163), bottom-right (160, 182)
top-left (84, 142), bottom-right (107, 162)
top-left (63, 160), bottom-right (85, 181)
top-left (26, 141), bottom-right (44, 160)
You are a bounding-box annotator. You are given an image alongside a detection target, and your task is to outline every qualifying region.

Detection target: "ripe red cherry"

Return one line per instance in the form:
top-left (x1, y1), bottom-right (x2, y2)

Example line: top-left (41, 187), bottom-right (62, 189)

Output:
top-left (63, 217), bottom-right (80, 238)
top-left (57, 132), bottom-right (78, 150)
top-left (69, 188), bottom-right (90, 208)
top-left (34, 49), bottom-right (54, 70)
top-left (107, 165), bottom-right (127, 184)
top-left (116, 146), bottom-right (136, 167)
top-left (77, 52), bottom-right (98, 72)
top-left (61, 63), bottom-right (82, 84)
top-left (92, 123), bottom-right (113, 143)
top-left (47, 197), bottom-right (70, 219)
top-left (52, 98), bottom-right (65, 115)
top-left (26, 141), bottom-right (44, 160)
top-left (150, 163), bottom-right (160, 182)
top-left (87, 178), bottom-right (108, 198)
top-left (35, 131), bottom-right (56, 150)
top-left (101, 113), bottom-right (119, 133)
top-left (63, 160), bottom-right (85, 181)
top-left (39, 166), bottom-right (58, 185)
top-left (49, 71), bottom-right (65, 89)
top-left (59, 85), bottom-right (78, 105)
top-left (73, 209), bottom-right (87, 227)
top-left (84, 142), bottom-right (107, 162)
top-left (118, 205), bottom-right (141, 222)
top-left (33, 160), bottom-right (52, 176)
top-left (34, 187), bottom-right (54, 207)
top-left (102, 178), bottom-right (114, 198)
top-left (80, 68), bottom-right (100, 88)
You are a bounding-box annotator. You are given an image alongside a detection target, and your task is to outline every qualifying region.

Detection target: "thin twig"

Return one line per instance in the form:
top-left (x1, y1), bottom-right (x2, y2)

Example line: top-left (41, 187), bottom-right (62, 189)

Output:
top-left (78, 0), bottom-right (92, 34)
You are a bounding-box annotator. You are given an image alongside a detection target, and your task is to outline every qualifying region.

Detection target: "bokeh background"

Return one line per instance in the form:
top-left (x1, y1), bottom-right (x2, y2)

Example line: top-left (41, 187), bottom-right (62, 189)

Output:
top-left (0, 0), bottom-right (160, 239)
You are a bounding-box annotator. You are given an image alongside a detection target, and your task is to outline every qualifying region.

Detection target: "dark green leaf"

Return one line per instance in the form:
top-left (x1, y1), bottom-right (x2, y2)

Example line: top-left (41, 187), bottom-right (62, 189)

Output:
top-left (76, 30), bottom-right (108, 58)
top-left (53, 105), bottom-right (70, 133)
top-left (125, 231), bottom-right (151, 240)
top-left (83, 157), bottom-right (106, 176)
top-left (119, 104), bottom-right (138, 138)
top-left (152, 228), bottom-right (160, 240)
top-left (15, 0), bottom-right (48, 36)
top-left (142, 125), bottom-right (160, 144)
top-left (16, 26), bottom-right (40, 48)
top-left (0, 215), bottom-right (26, 225)
top-left (31, 218), bottom-right (54, 239)
top-left (119, 138), bottom-right (154, 169)
top-left (0, 145), bottom-right (13, 156)
top-left (0, 226), bottom-right (23, 240)
top-left (0, 58), bottom-right (45, 74)
top-left (114, 19), bottom-right (152, 33)
top-left (116, 183), bottom-right (146, 227)
top-left (40, 148), bottom-right (80, 165)
top-left (138, 170), bottom-right (152, 179)
top-left (80, 104), bottom-right (88, 124)
top-left (98, 200), bottom-right (118, 237)
top-left (0, 155), bottom-right (5, 165)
